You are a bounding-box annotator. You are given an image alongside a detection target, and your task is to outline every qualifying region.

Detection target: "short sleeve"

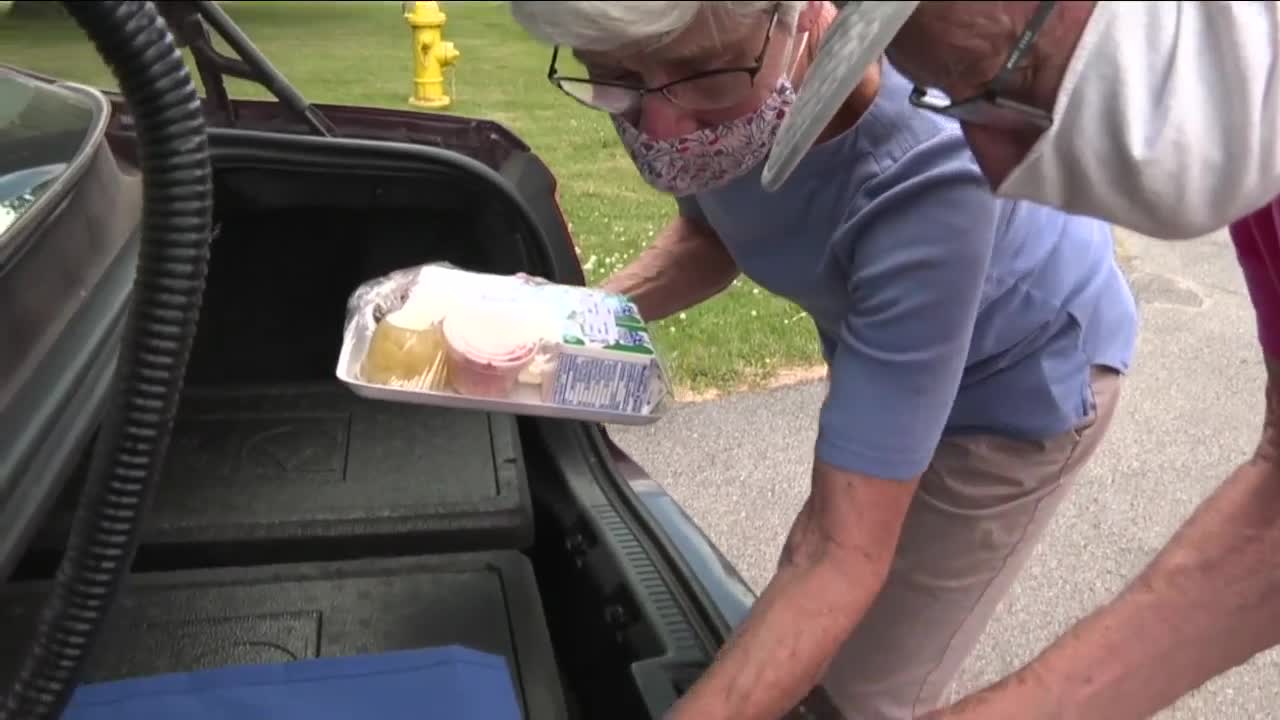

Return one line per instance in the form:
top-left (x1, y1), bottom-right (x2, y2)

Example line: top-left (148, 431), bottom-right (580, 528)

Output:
top-left (675, 194), bottom-right (710, 227)
top-left (816, 138), bottom-right (998, 481)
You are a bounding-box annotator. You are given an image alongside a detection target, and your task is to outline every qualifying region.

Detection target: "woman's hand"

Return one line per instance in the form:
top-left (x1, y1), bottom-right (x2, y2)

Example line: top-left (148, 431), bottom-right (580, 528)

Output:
top-left (512, 271), bottom-right (550, 285)
top-left (597, 214), bottom-right (739, 322)
top-left (916, 666), bottom-right (1065, 720)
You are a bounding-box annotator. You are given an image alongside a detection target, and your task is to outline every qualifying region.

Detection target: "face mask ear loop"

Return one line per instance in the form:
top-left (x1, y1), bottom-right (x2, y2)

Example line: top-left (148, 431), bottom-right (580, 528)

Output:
top-left (787, 31), bottom-right (810, 81)
top-left (772, 13), bottom-right (809, 87)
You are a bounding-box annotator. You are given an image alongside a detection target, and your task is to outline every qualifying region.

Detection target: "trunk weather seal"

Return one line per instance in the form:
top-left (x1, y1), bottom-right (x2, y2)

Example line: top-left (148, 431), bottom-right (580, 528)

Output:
top-left (0, 231), bottom-right (136, 581)
top-left (579, 426), bottom-right (735, 640)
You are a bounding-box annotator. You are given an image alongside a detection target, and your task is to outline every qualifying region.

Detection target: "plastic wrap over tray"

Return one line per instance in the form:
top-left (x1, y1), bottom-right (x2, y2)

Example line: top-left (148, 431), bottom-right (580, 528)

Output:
top-left (337, 262), bottom-right (672, 424)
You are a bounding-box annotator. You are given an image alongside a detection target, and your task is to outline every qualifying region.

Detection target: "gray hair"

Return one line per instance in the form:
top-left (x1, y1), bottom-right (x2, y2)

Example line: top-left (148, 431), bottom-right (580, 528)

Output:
top-left (508, 1), bottom-right (805, 53)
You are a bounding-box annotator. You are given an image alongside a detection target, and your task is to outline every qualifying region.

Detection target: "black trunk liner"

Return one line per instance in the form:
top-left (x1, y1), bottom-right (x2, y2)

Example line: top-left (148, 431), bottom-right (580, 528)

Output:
top-left (0, 553), bottom-right (567, 720)
top-left (35, 383), bottom-right (533, 556)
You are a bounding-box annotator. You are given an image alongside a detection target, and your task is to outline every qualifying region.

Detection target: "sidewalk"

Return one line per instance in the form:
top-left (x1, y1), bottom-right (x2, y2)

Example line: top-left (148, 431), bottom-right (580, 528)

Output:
top-left (610, 226), bottom-right (1280, 717)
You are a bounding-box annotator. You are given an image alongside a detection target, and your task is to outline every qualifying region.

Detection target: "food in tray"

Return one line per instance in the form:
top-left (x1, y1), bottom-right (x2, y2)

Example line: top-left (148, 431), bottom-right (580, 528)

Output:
top-left (441, 302), bottom-right (544, 399)
top-left (362, 299), bottom-right (450, 391)
top-left (347, 264), bottom-right (671, 420)
top-left (517, 350), bottom-right (558, 397)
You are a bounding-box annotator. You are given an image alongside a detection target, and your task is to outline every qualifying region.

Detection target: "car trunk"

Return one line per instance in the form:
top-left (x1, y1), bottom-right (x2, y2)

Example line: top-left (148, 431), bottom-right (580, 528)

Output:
top-left (1, 127), bottom-right (715, 720)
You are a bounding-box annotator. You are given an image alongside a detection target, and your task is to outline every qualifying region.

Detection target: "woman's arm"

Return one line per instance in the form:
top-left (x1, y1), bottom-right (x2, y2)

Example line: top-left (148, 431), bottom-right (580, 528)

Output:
top-left (923, 441), bottom-right (1280, 719)
top-left (601, 207), bottom-right (739, 322)
top-left (666, 460), bottom-right (919, 720)
top-left (921, 214), bottom-right (1280, 720)
top-left (667, 134), bottom-right (1001, 720)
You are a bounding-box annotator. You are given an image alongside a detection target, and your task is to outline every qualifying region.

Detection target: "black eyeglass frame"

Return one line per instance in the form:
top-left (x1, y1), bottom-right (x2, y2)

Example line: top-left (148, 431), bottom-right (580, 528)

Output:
top-left (908, 0), bottom-right (1057, 131)
top-left (545, 6), bottom-right (781, 113)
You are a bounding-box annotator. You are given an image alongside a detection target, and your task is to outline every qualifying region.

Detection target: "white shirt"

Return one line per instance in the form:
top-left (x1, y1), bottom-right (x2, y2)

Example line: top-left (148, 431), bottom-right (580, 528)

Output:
top-left (997, 1), bottom-right (1280, 240)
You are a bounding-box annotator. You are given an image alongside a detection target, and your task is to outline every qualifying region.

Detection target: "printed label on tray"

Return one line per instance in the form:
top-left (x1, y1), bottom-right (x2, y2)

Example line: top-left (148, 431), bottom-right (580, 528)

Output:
top-left (550, 354), bottom-right (653, 414)
top-left (605, 327), bottom-right (656, 356)
top-left (604, 296), bottom-right (645, 328)
top-left (574, 295), bottom-right (621, 346)
top-left (352, 263), bottom-right (669, 422)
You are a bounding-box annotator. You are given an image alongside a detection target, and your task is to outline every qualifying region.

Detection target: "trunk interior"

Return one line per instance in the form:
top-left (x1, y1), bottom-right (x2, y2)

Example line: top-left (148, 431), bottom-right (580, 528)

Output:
top-left (1, 132), bottom-right (714, 719)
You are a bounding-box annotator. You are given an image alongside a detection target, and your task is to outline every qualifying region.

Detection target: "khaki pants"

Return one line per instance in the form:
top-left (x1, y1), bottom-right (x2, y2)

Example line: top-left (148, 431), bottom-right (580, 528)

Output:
top-left (818, 365), bottom-right (1124, 720)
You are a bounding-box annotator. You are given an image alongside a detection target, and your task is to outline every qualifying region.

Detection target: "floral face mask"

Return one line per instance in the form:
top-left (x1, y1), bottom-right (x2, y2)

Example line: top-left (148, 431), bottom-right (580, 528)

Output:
top-left (612, 31), bottom-right (808, 197)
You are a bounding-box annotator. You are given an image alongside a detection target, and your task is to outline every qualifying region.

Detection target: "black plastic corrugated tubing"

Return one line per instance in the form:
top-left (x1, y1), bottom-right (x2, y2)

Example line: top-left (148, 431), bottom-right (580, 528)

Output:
top-left (0, 1), bottom-right (213, 718)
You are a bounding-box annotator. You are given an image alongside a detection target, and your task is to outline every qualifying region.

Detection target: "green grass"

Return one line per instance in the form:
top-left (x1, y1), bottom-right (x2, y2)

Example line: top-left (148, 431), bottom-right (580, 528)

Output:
top-left (0, 0), bottom-right (822, 393)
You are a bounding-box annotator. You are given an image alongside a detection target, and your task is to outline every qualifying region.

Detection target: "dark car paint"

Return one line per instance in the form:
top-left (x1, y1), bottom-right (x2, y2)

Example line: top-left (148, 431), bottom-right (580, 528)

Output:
top-left (0, 70), bottom-right (142, 581)
top-left (602, 435), bottom-right (756, 628)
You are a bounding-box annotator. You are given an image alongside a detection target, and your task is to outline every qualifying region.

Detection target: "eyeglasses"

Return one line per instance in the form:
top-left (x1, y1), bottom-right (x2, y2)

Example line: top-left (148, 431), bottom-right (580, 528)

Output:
top-left (546, 7), bottom-right (779, 114)
top-left (908, 0), bottom-right (1057, 131)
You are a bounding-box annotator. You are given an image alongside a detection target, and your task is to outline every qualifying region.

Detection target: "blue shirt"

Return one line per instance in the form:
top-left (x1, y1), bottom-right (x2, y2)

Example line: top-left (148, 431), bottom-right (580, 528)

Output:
top-left (678, 60), bottom-right (1139, 481)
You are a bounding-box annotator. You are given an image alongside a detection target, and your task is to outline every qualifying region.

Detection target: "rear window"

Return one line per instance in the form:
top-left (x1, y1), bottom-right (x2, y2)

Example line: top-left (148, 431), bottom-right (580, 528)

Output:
top-left (0, 69), bottom-right (98, 242)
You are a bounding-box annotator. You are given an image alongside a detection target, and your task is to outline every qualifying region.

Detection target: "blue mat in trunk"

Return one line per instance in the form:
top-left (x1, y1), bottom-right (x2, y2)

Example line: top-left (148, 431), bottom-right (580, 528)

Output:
top-left (62, 645), bottom-right (523, 719)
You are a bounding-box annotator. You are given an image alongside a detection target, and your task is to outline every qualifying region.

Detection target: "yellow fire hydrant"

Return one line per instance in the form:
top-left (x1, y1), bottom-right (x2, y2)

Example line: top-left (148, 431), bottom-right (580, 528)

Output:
top-left (405, 1), bottom-right (460, 110)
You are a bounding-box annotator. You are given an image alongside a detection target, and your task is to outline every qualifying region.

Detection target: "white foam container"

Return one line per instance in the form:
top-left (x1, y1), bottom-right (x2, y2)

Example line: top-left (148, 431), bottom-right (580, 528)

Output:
top-left (336, 328), bottom-right (666, 426)
top-left (335, 263), bottom-right (671, 426)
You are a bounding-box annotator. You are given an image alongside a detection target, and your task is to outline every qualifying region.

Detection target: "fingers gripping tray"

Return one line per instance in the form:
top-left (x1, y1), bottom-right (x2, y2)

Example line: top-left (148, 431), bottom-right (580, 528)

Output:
top-left (0, 553), bottom-right (568, 720)
top-left (37, 384), bottom-right (533, 554)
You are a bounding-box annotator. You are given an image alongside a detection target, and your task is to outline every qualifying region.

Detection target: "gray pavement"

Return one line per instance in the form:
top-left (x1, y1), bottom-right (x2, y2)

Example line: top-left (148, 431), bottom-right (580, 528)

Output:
top-left (609, 227), bottom-right (1280, 718)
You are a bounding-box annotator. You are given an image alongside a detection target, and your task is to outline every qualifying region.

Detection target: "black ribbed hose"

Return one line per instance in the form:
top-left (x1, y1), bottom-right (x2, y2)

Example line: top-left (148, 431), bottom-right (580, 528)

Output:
top-left (0, 2), bottom-right (213, 718)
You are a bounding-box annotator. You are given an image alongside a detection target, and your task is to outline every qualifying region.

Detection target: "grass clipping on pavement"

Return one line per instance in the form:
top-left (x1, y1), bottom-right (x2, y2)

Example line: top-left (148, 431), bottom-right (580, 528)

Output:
top-left (1, 0), bottom-right (823, 397)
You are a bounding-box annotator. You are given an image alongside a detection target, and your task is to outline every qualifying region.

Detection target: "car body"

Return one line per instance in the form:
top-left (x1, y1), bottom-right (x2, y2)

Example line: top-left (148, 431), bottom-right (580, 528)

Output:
top-left (0, 3), bottom-right (841, 718)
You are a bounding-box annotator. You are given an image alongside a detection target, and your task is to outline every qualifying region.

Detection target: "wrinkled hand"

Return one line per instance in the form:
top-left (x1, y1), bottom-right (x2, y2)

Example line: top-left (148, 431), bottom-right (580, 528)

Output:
top-left (513, 271), bottom-right (550, 285)
top-left (915, 672), bottom-right (1065, 720)
top-left (916, 693), bottom-right (1012, 720)
top-left (661, 697), bottom-right (699, 720)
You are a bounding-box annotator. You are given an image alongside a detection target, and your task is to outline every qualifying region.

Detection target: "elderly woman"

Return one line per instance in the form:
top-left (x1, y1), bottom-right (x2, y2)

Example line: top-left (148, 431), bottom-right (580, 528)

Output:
top-left (509, 1), bottom-right (1138, 719)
